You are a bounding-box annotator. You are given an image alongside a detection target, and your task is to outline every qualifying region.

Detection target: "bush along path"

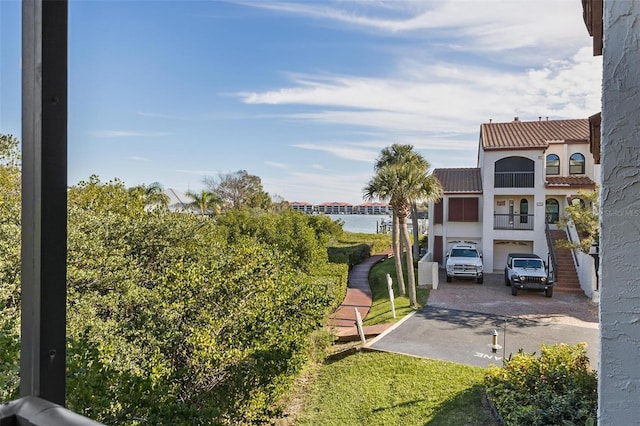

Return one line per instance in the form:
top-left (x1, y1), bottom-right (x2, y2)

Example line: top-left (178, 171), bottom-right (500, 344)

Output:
top-left (328, 250), bottom-right (394, 341)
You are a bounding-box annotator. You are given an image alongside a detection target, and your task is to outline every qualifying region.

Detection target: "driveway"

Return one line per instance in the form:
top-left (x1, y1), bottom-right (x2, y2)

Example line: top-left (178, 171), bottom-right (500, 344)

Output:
top-left (368, 272), bottom-right (600, 369)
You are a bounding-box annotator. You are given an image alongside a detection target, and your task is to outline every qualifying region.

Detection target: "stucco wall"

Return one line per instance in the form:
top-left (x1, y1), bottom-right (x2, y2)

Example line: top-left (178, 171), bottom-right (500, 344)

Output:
top-left (599, 1), bottom-right (640, 423)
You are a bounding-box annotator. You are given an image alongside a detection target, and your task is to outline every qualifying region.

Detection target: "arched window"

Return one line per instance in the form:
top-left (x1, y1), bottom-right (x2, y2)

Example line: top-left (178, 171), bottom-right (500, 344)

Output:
top-left (546, 154), bottom-right (560, 175)
top-left (520, 198), bottom-right (529, 223)
top-left (494, 156), bottom-right (535, 188)
top-left (570, 153), bottom-right (585, 174)
top-left (546, 198), bottom-right (559, 223)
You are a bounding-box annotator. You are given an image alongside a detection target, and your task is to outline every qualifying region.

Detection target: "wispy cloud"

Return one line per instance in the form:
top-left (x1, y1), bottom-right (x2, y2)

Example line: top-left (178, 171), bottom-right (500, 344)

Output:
top-left (90, 130), bottom-right (174, 138)
top-left (231, 0), bottom-right (588, 56)
top-left (127, 156), bottom-right (152, 162)
top-left (291, 143), bottom-right (379, 163)
top-left (238, 47), bottom-right (601, 136)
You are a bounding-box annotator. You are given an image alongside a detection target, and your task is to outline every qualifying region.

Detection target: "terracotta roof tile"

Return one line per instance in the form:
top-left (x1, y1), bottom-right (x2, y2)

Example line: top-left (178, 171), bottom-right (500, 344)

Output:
top-left (482, 118), bottom-right (589, 150)
top-left (545, 175), bottom-right (596, 187)
top-left (433, 168), bottom-right (482, 193)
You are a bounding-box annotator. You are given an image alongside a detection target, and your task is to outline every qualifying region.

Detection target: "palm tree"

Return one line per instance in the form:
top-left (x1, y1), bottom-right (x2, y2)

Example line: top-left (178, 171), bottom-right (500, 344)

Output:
top-left (364, 144), bottom-right (442, 308)
top-left (143, 182), bottom-right (170, 209)
top-left (185, 189), bottom-right (221, 218)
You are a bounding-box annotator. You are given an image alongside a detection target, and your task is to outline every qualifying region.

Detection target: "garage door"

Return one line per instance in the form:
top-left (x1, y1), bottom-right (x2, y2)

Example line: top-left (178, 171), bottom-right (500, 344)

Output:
top-left (493, 240), bottom-right (533, 272)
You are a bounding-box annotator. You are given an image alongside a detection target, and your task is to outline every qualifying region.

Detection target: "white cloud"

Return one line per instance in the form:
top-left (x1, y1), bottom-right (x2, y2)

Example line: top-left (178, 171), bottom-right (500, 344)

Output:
top-left (232, 0), bottom-right (588, 56)
top-left (238, 49), bottom-right (602, 136)
top-left (291, 143), bottom-right (379, 163)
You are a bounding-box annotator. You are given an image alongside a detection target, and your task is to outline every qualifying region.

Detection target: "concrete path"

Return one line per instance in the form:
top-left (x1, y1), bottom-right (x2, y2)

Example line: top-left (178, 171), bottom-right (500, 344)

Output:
top-left (328, 251), bottom-right (394, 341)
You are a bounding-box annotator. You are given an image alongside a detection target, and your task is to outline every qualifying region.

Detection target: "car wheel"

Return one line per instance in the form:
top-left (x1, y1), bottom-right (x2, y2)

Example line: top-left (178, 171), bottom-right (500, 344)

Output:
top-left (505, 274), bottom-right (511, 286)
top-left (545, 288), bottom-right (553, 298)
top-left (477, 277), bottom-right (483, 284)
top-left (446, 275), bottom-right (452, 282)
top-left (511, 286), bottom-right (518, 296)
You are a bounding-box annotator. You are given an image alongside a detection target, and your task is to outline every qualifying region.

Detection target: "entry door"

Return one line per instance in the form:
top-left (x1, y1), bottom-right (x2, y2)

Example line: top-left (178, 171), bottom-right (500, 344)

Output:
top-left (508, 200), bottom-right (514, 224)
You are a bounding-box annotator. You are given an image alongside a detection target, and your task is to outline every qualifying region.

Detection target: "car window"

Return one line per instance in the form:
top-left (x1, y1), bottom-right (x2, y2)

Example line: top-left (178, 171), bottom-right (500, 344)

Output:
top-left (451, 248), bottom-right (478, 258)
top-left (514, 259), bottom-right (543, 268)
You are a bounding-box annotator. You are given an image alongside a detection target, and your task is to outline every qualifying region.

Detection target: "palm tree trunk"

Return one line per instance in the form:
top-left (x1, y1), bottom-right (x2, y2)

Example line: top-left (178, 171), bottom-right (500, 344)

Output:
top-left (392, 211), bottom-right (406, 296)
top-left (411, 202), bottom-right (420, 260)
top-left (400, 217), bottom-right (417, 308)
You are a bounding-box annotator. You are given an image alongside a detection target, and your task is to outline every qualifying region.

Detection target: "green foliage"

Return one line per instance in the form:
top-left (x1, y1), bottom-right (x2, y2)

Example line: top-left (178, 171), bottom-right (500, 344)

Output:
top-left (205, 170), bottom-right (273, 211)
top-left (0, 134), bottom-right (21, 402)
top-left (0, 134), bottom-right (349, 422)
top-left (484, 343), bottom-right (597, 426)
top-left (327, 231), bottom-right (392, 265)
top-left (64, 176), bottom-right (345, 423)
top-left (557, 188), bottom-right (599, 253)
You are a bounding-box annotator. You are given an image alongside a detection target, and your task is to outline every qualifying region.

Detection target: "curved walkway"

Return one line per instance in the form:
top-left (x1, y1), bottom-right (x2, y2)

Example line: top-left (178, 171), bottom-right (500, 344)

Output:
top-left (328, 251), bottom-right (395, 341)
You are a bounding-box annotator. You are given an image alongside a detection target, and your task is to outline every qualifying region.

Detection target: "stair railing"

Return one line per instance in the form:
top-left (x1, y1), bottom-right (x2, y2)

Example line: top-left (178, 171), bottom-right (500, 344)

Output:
top-left (565, 221), bottom-right (581, 267)
top-left (545, 222), bottom-right (558, 282)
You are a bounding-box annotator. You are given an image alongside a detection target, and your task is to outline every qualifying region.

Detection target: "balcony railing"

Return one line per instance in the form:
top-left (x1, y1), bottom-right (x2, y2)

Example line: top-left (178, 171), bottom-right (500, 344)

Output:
top-left (494, 214), bottom-right (535, 230)
top-left (494, 171), bottom-right (535, 188)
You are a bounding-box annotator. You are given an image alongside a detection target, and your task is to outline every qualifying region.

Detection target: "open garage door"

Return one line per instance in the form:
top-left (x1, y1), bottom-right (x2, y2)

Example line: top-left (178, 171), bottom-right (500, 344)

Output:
top-left (493, 240), bottom-right (533, 272)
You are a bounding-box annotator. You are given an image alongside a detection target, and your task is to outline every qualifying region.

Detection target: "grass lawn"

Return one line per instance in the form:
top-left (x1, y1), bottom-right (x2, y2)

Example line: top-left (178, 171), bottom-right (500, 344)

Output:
top-left (363, 254), bottom-right (429, 326)
top-left (275, 244), bottom-right (498, 425)
top-left (294, 351), bottom-right (496, 426)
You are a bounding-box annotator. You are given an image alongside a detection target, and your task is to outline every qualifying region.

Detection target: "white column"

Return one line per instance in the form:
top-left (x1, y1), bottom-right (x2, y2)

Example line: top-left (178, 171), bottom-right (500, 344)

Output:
top-left (599, 1), bottom-right (640, 423)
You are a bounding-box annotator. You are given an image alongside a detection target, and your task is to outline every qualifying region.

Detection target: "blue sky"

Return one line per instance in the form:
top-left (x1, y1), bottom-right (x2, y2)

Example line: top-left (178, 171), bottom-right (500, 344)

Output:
top-left (1, 0), bottom-right (601, 205)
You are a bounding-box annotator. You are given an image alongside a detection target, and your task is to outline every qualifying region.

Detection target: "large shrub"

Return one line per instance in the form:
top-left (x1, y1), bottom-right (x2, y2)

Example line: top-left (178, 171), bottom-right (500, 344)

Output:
top-left (484, 343), bottom-right (597, 426)
top-left (64, 178), bottom-right (343, 423)
top-left (0, 134), bottom-right (21, 402)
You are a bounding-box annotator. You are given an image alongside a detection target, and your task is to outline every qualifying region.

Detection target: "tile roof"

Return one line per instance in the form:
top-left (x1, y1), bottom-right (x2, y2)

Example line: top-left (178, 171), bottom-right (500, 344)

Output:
top-left (545, 175), bottom-right (597, 188)
top-left (433, 168), bottom-right (482, 193)
top-left (481, 118), bottom-right (589, 150)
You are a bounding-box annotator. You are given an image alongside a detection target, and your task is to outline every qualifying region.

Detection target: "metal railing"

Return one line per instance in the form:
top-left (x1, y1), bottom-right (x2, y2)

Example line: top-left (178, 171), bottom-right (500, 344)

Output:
top-left (0, 396), bottom-right (103, 425)
top-left (493, 214), bottom-right (535, 230)
top-left (494, 171), bottom-right (535, 188)
top-left (545, 222), bottom-right (558, 282)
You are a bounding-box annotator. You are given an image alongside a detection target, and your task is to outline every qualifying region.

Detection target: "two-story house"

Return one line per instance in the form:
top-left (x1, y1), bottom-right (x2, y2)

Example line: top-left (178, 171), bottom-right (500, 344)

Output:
top-left (428, 117), bottom-right (598, 291)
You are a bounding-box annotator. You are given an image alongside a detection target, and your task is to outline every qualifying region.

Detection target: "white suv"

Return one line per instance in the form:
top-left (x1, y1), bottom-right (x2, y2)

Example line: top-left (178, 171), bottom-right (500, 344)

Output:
top-left (445, 243), bottom-right (483, 284)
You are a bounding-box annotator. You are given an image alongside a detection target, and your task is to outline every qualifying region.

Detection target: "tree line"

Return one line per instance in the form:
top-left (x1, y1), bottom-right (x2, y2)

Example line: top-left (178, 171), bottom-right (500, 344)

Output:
top-left (1, 134), bottom-right (441, 424)
top-left (1, 134), bottom-right (347, 423)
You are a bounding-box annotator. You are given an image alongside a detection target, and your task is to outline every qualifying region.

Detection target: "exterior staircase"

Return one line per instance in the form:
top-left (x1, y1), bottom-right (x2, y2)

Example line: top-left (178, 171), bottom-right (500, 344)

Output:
top-left (549, 229), bottom-right (584, 294)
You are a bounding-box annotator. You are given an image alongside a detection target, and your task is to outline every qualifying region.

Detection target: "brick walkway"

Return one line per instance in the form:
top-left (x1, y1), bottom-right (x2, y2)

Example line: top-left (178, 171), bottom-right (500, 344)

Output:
top-left (328, 251), bottom-right (395, 341)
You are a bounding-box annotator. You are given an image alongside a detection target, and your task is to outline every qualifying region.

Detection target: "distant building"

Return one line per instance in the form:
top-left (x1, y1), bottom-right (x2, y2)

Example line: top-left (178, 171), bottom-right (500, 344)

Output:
top-left (290, 201), bottom-right (314, 214)
top-left (355, 202), bottom-right (393, 215)
top-left (317, 202), bottom-right (354, 214)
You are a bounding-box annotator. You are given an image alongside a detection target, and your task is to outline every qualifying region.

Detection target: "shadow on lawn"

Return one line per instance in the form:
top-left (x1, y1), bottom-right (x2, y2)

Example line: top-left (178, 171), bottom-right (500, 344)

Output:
top-left (424, 385), bottom-right (501, 426)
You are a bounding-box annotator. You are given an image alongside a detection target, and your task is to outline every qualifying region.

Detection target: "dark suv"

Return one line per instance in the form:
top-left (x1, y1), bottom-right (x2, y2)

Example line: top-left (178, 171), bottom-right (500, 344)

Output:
top-left (504, 253), bottom-right (554, 297)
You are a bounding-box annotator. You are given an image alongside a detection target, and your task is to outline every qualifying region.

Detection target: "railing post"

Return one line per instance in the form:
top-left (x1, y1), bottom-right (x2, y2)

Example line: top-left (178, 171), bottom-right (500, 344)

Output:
top-left (21, 0), bottom-right (68, 405)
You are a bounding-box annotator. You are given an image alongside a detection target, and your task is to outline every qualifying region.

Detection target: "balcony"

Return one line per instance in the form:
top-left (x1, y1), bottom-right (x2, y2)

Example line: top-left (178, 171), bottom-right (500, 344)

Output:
top-left (494, 214), bottom-right (535, 230)
top-left (494, 171), bottom-right (535, 188)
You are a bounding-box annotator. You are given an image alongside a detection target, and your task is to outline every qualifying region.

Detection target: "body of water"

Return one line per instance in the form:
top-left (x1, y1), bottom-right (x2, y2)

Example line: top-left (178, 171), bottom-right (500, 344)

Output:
top-left (327, 214), bottom-right (390, 234)
top-left (326, 214), bottom-right (429, 235)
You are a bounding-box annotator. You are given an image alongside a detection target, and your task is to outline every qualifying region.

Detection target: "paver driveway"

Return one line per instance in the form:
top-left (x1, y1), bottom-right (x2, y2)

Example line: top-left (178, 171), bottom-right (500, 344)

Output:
top-left (368, 272), bottom-right (600, 368)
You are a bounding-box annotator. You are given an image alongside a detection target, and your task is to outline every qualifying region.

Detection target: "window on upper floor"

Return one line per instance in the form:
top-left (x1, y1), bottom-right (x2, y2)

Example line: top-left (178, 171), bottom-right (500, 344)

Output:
top-left (546, 154), bottom-right (560, 175)
top-left (433, 200), bottom-right (443, 224)
top-left (569, 153), bottom-right (586, 174)
top-left (494, 156), bottom-right (535, 188)
top-left (448, 197), bottom-right (479, 222)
